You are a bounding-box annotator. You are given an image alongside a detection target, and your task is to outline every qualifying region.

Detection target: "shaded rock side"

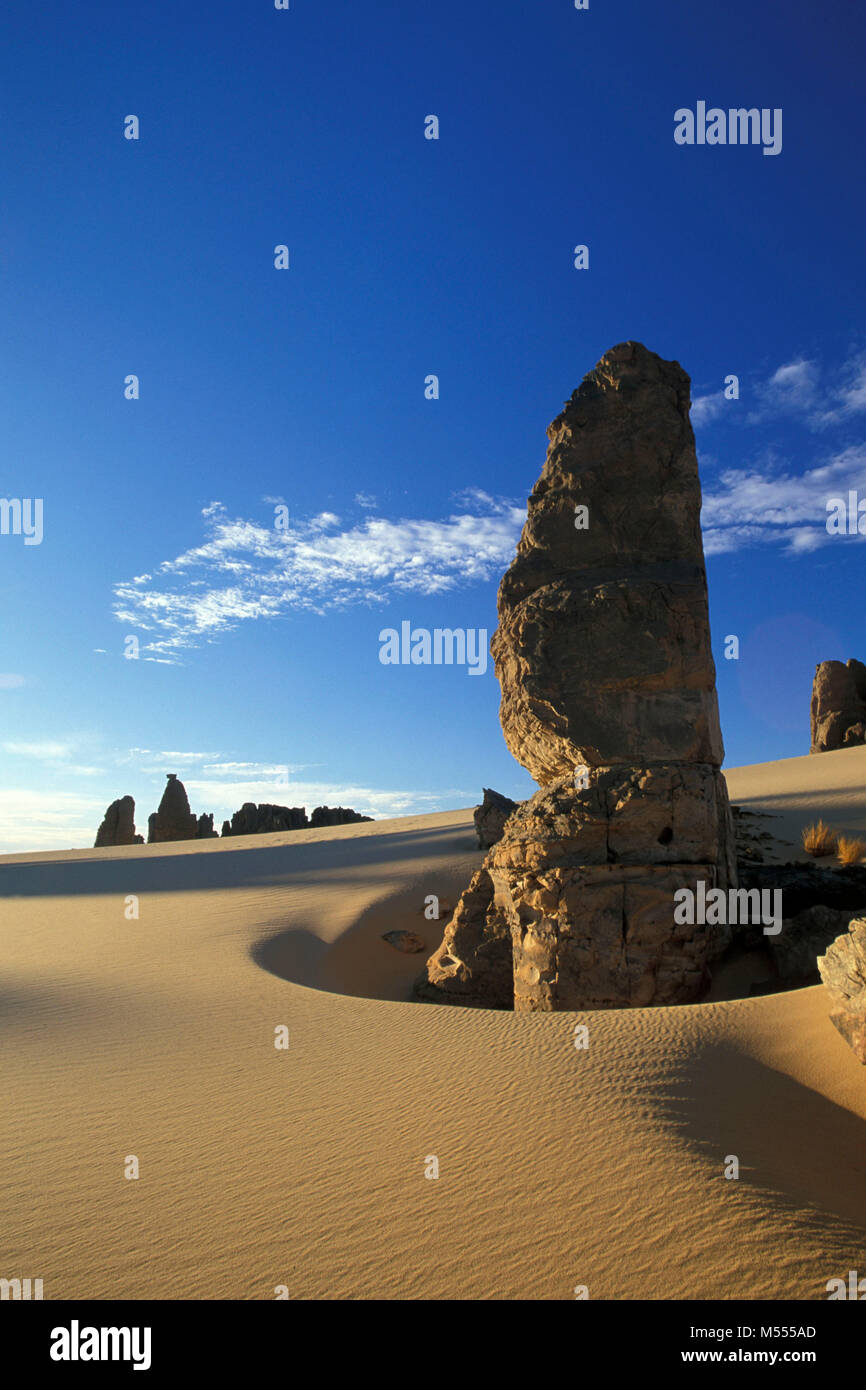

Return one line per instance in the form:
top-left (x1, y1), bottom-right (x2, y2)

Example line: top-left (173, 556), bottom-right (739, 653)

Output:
top-left (810, 658), bottom-right (866, 753)
top-left (147, 774), bottom-right (199, 844)
top-left (196, 813), bottom-right (218, 839)
top-left (94, 795), bottom-right (142, 847)
top-left (309, 806), bottom-right (373, 827)
top-left (491, 341), bottom-right (724, 783)
top-left (222, 803), bottom-right (308, 836)
top-left (818, 918), bottom-right (866, 1062)
top-left (474, 788), bottom-right (519, 849)
top-left (415, 868), bottom-right (515, 1009)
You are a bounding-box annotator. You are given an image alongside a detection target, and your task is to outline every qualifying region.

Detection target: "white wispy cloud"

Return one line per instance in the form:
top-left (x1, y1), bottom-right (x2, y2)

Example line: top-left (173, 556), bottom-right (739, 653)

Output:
top-left (812, 352), bottom-right (866, 427)
top-left (745, 358), bottom-right (820, 424)
top-left (113, 493), bottom-right (524, 658)
top-left (690, 393), bottom-right (726, 427)
top-left (702, 444), bottom-right (866, 555)
top-left (3, 740), bottom-right (75, 760)
top-left (0, 674), bottom-right (25, 689)
top-left (182, 775), bottom-right (447, 823)
top-left (692, 350), bottom-right (866, 432)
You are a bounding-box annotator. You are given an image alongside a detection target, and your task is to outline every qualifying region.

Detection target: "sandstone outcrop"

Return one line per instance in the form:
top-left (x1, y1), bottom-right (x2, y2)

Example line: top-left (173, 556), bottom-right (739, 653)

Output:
top-left (222, 803), bottom-right (308, 836)
top-left (417, 868), bottom-right (514, 1008)
top-left (818, 918), bottom-right (866, 1062)
top-left (222, 803), bottom-right (372, 835)
top-left (196, 813), bottom-right (218, 839)
top-left (810, 659), bottom-right (866, 752)
top-left (474, 789), bottom-right (519, 849)
top-left (417, 342), bottom-right (736, 1010)
top-left (94, 796), bottom-right (143, 847)
top-left (309, 806), bottom-right (373, 827)
top-left (147, 774), bottom-right (200, 843)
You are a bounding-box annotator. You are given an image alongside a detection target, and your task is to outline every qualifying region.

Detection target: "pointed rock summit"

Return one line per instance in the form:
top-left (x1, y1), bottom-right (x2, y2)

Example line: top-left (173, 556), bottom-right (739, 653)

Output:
top-left (418, 342), bottom-right (736, 1010)
top-left (493, 340), bottom-right (724, 780)
top-left (147, 774), bottom-right (199, 844)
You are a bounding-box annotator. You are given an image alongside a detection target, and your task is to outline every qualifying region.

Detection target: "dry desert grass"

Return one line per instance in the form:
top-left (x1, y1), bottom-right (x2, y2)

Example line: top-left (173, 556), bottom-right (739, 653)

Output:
top-left (802, 819), bottom-right (838, 857)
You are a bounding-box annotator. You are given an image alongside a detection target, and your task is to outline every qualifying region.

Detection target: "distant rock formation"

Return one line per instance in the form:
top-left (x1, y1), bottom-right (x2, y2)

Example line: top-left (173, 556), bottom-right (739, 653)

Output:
top-left (221, 803), bottom-right (372, 836)
top-left (95, 785), bottom-right (371, 845)
top-left (309, 806), bottom-right (373, 827)
top-left (818, 918), bottom-right (866, 1062)
top-left (810, 659), bottom-right (866, 752)
top-left (147, 774), bottom-right (201, 844)
top-left (417, 342), bottom-right (736, 1010)
top-left (94, 795), bottom-right (143, 847)
top-left (222, 803), bottom-right (308, 836)
top-left (473, 789), bottom-right (519, 849)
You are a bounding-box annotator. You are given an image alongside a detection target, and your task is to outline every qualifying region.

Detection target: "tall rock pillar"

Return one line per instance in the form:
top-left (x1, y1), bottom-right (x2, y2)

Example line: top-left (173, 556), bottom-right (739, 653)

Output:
top-left (418, 341), bottom-right (736, 1010)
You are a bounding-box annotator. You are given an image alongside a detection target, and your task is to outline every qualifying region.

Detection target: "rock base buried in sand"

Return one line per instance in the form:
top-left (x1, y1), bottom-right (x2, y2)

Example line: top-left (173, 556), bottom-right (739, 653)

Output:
top-left (818, 917), bottom-right (866, 1062)
top-left (421, 767), bottom-right (735, 1010)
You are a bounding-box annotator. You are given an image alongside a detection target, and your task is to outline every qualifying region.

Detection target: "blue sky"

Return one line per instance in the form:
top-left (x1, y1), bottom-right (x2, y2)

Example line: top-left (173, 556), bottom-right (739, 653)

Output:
top-left (0, 0), bottom-right (864, 852)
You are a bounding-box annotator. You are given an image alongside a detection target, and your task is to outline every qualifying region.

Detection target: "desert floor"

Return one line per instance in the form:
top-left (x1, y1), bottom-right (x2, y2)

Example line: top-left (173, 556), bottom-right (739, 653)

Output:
top-left (2, 746), bottom-right (866, 1300)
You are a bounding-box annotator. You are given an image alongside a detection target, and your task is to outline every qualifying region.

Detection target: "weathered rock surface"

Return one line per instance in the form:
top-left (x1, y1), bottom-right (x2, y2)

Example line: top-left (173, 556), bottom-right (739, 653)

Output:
top-left (810, 659), bottom-right (866, 752)
top-left (147, 774), bottom-right (200, 844)
top-left (196, 813), bottom-right (218, 839)
top-left (429, 769), bottom-right (733, 1010)
top-left (417, 342), bottom-right (735, 1010)
top-left (818, 918), bottom-right (866, 1062)
top-left (94, 796), bottom-right (143, 847)
top-left (309, 806), bottom-right (373, 827)
top-left (491, 341), bottom-right (724, 783)
top-left (474, 788), bottom-right (519, 849)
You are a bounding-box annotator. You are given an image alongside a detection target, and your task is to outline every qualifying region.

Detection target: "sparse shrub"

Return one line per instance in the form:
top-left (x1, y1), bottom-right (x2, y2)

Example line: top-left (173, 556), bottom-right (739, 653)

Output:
top-left (802, 820), bottom-right (839, 857)
top-left (837, 835), bottom-right (866, 866)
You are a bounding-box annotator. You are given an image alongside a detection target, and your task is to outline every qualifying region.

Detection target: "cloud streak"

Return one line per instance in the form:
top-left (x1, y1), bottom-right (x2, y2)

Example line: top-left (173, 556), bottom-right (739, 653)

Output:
top-left (113, 493), bottom-right (525, 658)
top-left (702, 444), bottom-right (866, 555)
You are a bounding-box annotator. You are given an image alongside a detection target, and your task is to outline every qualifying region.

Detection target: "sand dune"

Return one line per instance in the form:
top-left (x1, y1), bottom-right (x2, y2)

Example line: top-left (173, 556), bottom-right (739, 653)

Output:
top-left (725, 742), bottom-right (866, 857)
top-left (1, 755), bottom-right (866, 1300)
